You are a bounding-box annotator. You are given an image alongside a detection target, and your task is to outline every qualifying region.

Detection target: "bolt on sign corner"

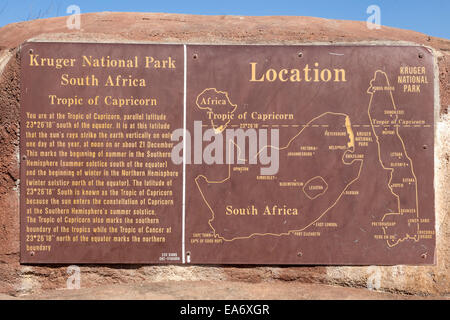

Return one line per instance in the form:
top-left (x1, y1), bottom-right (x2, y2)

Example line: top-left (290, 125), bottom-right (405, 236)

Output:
top-left (20, 43), bottom-right (435, 265)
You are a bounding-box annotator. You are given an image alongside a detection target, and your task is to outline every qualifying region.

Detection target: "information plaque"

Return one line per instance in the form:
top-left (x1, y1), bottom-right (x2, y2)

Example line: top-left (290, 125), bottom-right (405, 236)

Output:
top-left (20, 43), bottom-right (435, 264)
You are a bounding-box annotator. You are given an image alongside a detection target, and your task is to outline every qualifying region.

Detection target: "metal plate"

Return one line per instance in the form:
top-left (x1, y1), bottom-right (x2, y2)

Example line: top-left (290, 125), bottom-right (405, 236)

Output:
top-left (184, 45), bottom-right (435, 265)
top-left (21, 43), bottom-right (435, 264)
top-left (20, 43), bottom-right (184, 263)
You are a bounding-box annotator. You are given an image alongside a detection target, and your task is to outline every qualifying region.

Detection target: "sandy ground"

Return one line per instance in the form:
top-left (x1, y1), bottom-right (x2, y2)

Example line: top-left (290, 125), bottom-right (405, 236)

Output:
top-left (1, 281), bottom-right (447, 300)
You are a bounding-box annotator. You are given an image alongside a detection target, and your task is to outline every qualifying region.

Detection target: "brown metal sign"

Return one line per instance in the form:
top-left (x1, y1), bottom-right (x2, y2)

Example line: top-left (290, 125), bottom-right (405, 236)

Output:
top-left (20, 43), bottom-right (184, 263)
top-left (20, 43), bottom-right (435, 265)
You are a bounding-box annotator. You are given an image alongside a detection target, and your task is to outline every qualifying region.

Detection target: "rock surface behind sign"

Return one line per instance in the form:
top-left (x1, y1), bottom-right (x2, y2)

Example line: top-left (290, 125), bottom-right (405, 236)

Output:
top-left (0, 12), bottom-right (449, 297)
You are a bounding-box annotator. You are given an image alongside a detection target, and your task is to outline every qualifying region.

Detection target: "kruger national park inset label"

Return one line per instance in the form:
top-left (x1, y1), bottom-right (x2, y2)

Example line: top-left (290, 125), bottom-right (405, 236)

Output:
top-left (20, 43), bottom-right (435, 265)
